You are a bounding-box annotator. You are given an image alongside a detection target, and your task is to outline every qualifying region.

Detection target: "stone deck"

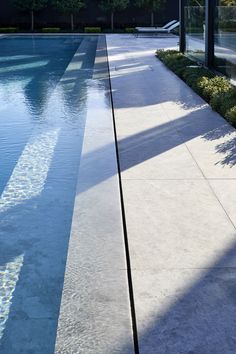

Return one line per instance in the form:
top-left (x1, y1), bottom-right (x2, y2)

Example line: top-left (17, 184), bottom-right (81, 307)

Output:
top-left (107, 34), bottom-right (236, 353)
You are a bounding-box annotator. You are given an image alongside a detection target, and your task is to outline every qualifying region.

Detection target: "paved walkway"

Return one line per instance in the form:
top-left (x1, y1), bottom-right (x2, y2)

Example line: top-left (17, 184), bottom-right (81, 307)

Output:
top-left (107, 34), bottom-right (236, 353)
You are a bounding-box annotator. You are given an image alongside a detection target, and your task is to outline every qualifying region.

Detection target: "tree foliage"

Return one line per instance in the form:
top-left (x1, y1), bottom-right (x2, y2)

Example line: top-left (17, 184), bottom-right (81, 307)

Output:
top-left (99, 0), bottom-right (129, 13)
top-left (220, 0), bottom-right (236, 5)
top-left (13, 0), bottom-right (48, 11)
top-left (52, 0), bottom-right (85, 30)
top-left (135, 0), bottom-right (165, 12)
top-left (13, 0), bottom-right (48, 30)
top-left (52, 0), bottom-right (85, 13)
top-left (135, 0), bottom-right (166, 26)
top-left (99, 0), bottom-right (129, 30)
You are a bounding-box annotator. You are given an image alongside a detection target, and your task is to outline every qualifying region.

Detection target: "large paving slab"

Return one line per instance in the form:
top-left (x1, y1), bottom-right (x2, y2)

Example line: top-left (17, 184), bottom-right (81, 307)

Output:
top-left (122, 179), bottom-right (236, 270)
top-left (106, 34), bottom-right (236, 353)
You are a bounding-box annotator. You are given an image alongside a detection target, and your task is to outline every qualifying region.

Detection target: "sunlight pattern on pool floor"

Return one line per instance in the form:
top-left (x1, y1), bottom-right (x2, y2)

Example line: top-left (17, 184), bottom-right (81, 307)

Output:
top-left (0, 129), bottom-right (60, 213)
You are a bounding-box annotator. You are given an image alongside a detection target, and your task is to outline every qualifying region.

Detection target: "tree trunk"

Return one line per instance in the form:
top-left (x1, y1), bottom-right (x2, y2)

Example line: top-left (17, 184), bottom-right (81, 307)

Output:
top-left (31, 10), bottom-right (34, 32)
top-left (151, 11), bottom-right (154, 27)
top-left (71, 13), bottom-right (74, 32)
top-left (111, 12), bottom-right (114, 32)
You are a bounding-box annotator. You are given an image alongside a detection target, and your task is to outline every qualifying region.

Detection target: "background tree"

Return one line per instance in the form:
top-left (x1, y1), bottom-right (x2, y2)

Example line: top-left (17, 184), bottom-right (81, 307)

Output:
top-left (221, 0), bottom-right (236, 5)
top-left (52, 0), bottom-right (86, 31)
top-left (135, 0), bottom-right (166, 26)
top-left (99, 0), bottom-right (129, 31)
top-left (13, 0), bottom-right (48, 31)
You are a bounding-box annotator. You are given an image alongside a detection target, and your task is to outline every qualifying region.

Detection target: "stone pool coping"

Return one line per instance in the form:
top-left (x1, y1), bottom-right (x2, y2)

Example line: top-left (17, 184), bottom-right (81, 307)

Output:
top-left (54, 35), bottom-right (134, 354)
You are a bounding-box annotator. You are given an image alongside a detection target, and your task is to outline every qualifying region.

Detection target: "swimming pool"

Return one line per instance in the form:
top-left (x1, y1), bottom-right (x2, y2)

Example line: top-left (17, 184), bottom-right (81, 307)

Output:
top-left (0, 35), bottom-right (103, 352)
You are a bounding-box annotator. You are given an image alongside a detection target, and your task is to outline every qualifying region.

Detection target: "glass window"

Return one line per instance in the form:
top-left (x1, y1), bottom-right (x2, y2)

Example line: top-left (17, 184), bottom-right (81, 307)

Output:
top-left (185, 0), bottom-right (206, 63)
top-left (214, 1), bottom-right (236, 83)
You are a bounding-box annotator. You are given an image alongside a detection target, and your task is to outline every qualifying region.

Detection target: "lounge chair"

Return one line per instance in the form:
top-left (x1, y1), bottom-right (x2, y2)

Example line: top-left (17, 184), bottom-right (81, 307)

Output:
top-left (135, 21), bottom-right (180, 37)
top-left (135, 20), bottom-right (177, 32)
top-left (161, 20), bottom-right (178, 29)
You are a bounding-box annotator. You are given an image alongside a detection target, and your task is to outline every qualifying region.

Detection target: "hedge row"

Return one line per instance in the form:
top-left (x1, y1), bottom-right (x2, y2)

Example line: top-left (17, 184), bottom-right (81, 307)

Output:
top-left (0, 27), bottom-right (135, 33)
top-left (0, 27), bottom-right (18, 32)
top-left (41, 27), bottom-right (60, 32)
top-left (84, 27), bottom-right (101, 33)
top-left (156, 50), bottom-right (236, 127)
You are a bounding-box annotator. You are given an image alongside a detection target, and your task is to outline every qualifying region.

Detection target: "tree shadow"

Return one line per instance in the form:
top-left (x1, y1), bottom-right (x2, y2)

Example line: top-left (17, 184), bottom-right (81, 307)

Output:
top-left (202, 124), bottom-right (236, 167)
top-left (76, 103), bottom-right (235, 197)
top-left (104, 35), bottom-right (236, 168)
top-left (104, 36), bottom-right (236, 353)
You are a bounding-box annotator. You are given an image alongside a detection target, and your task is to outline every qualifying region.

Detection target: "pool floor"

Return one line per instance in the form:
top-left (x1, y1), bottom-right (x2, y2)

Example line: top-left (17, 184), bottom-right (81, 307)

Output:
top-left (0, 35), bottom-right (94, 352)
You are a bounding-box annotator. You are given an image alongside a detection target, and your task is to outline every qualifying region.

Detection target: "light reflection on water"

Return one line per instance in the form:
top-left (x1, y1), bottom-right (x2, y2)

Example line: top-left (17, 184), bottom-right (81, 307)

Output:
top-left (0, 255), bottom-right (24, 340)
top-left (0, 128), bottom-right (60, 213)
top-left (0, 60), bottom-right (50, 74)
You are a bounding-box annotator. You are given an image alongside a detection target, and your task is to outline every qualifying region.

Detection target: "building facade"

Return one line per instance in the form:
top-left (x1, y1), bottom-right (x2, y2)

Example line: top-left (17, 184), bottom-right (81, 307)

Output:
top-left (180, 0), bottom-right (236, 83)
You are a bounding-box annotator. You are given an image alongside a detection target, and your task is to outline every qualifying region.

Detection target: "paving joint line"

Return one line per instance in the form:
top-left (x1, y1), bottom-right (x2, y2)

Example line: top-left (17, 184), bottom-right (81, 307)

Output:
top-left (132, 266), bottom-right (236, 271)
top-left (121, 178), bottom-right (207, 181)
top-left (184, 143), bottom-right (236, 232)
top-left (105, 35), bottom-right (140, 354)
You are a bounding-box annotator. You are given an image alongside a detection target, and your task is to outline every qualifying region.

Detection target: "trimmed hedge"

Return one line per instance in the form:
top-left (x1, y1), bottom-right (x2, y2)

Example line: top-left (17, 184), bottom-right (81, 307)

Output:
top-left (84, 27), bottom-right (101, 33)
top-left (0, 27), bottom-right (18, 33)
top-left (156, 50), bottom-right (236, 128)
top-left (218, 20), bottom-right (236, 31)
top-left (125, 27), bottom-right (135, 33)
top-left (226, 106), bottom-right (236, 125)
top-left (42, 27), bottom-right (60, 33)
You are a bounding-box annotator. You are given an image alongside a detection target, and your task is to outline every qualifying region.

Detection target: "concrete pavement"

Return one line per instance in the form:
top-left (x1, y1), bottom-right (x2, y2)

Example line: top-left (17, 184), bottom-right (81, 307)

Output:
top-left (107, 34), bottom-right (236, 353)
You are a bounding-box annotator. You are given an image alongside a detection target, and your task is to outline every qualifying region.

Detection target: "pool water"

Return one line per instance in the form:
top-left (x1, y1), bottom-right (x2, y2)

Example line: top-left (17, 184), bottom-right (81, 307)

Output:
top-left (0, 35), bottom-right (99, 352)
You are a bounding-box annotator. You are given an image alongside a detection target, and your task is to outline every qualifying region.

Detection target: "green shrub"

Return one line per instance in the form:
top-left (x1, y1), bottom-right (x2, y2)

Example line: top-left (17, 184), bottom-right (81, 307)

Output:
top-left (156, 50), bottom-right (193, 78)
top-left (84, 27), bottom-right (101, 33)
top-left (183, 68), bottom-right (214, 95)
top-left (42, 27), bottom-right (60, 33)
top-left (194, 76), bottom-right (211, 99)
top-left (211, 89), bottom-right (236, 116)
top-left (125, 27), bottom-right (135, 33)
top-left (156, 49), bottom-right (178, 59)
top-left (226, 106), bottom-right (236, 127)
top-left (0, 27), bottom-right (18, 33)
top-left (198, 76), bottom-right (232, 102)
top-left (156, 49), bottom-right (236, 127)
top-left (218, 20), bottom-right (236, 31)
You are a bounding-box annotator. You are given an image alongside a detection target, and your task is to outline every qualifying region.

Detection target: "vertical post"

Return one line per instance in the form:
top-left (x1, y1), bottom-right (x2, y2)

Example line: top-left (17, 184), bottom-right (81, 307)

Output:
top-left (179, 0), bottom-right (186, 53)
top-left (205, 0), bottom-right (215, 68)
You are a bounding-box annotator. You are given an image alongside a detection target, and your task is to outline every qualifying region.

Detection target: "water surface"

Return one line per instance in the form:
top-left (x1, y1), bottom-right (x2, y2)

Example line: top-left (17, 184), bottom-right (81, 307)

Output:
top-left (0, 35), bottom-right (98, 353)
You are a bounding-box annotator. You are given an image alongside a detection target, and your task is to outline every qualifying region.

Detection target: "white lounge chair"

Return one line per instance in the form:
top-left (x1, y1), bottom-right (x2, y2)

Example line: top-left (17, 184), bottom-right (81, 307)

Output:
top-left (135, 21), bottom-right (180, 37)
top-left (162, 20), bottom-right (178, 29)
top-left (135, 20), bottom-right (177, 32)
